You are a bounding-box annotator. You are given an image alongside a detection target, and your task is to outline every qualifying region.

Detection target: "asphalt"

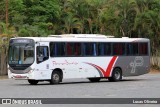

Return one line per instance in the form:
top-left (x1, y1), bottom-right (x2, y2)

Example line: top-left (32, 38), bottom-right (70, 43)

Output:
top-left (0, 73), bottom-right (160, 107)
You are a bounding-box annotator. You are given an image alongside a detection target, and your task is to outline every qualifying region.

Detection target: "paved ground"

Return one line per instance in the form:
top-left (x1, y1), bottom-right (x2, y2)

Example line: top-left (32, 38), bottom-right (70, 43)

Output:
top-left (0, 73), bottom-right (160, 107)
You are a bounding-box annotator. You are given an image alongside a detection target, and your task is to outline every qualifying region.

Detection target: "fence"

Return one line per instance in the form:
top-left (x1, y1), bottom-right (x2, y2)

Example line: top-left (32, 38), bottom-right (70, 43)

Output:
top-left (150, 57), bottom-right (160, 68)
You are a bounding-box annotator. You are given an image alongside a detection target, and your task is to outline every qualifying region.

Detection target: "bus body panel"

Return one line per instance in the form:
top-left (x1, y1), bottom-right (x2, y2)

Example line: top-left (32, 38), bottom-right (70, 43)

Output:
top-left (9, 56), bottom-right (150, 80)
top-left (49, 57), bottom-right (114, 79)
top-left (114, 56), bottom-right (150, 77)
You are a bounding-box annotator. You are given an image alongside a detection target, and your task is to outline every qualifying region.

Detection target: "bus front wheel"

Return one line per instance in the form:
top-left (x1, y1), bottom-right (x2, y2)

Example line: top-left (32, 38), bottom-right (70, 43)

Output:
top-left (28, 80), bottom-right (39, 85)
top-left (108, 68), bottom-right (122, 82)
top-left (50, 71), bottom-right (62, 84)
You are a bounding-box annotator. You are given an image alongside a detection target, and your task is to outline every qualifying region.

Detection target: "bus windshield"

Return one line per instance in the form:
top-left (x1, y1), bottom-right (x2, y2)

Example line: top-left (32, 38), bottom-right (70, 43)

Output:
top-left (8, 43), bottom-right (34, 65)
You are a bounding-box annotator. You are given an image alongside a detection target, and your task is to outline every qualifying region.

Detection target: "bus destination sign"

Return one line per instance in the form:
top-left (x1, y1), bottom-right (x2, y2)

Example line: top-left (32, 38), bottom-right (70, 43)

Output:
top-left (10, 39), bottom-right (34, 44)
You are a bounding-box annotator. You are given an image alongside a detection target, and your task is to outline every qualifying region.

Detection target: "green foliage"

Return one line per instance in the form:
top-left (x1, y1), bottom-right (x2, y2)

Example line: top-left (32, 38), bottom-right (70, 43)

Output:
top-left (0, 0), bottom-right (160, 54)
top-left (18, 28), bottom-right (30, 37)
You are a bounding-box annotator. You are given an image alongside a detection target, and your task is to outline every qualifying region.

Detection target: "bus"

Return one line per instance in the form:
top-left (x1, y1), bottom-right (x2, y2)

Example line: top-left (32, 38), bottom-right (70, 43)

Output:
top-left (8, 34), bottom-right (150, 85)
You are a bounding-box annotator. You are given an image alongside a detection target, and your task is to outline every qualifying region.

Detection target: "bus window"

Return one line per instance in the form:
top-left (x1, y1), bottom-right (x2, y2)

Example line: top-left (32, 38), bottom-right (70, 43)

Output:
top-left (75, 43), bottom-right (81, 56)
top-left (98, 43), bottom-right (111, 56)
top-left (66, 42), bottom-right (82, 56)
top-left (127, 43), bottom-right (138, 55)
top-left (50, 42), bottom-right (54, 57)
top-left (37, 46), bottom-right (49, 63)
top-left (83, 43), bottom-right (97, 56)
top-left (66, 43), bottom-right (75, 56)
top-left (113, 43), bottom-right (125, 55)
top-left (56, 43), bottom-right (65, 56)
top-left (50, 42), bottom-right (65, 57)
top-left (139, 43), bottom-right (148, 55)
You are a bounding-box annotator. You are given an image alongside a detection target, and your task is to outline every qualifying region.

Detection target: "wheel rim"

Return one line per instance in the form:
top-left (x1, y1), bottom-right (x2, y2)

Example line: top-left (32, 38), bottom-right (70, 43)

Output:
top-left (53, 74), bottom-right (60, 82)
top-left (114, 70), bottom-right (120, 80)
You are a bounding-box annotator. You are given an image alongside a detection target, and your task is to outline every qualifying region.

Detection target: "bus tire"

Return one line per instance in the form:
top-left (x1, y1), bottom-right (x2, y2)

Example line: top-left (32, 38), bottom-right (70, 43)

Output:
top-left (108, 68), bottom-right (122, 82)
top-left (88, 78), bottom-right (101, 82)
top-left (50, 71), bottom-right (62, 84)
top-left (28, 80), bottom-right (39, 85)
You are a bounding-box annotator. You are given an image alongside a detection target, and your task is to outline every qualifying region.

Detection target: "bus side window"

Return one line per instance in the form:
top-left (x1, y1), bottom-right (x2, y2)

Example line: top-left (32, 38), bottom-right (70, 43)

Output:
top-left (98, 43), bottom-right (104, 56)
top-left (66, 43), bottom-right (74, 56)
top-left (50, 42), bottom-right (65, 57)
top-left (113, 43), bottom-right (125, 55)
top-left (83, 43), bottom-right (96, 56)
top-left (98, 43), bottom-right (111, 56)
top-left (75, 43), bottom-right (81, 56)
top-left (139, 43), bottom-right (148, 55)
top-left (127, 43), bottom-right (138, 55)
top-left (57, 43), bottom-right (65, 56)
top-left (37, 46), bottom-right (49, 63)
top-left (104, 43), bottom-right (111, 55)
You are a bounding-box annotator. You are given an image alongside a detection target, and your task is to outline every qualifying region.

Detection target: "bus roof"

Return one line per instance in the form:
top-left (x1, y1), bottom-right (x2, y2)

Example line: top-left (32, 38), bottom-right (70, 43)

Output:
top-left (11, 34), bottom-right (150, 42)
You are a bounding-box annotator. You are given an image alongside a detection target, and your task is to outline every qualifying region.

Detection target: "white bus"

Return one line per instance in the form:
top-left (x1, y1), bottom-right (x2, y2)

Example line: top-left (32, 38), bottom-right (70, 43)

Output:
top-left (8, 34), bottom-right (150, 85)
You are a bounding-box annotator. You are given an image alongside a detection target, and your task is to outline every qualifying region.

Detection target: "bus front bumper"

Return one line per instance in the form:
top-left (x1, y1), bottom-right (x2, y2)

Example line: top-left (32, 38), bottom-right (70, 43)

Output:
top-left (8, 69), bottom-right (35, 80)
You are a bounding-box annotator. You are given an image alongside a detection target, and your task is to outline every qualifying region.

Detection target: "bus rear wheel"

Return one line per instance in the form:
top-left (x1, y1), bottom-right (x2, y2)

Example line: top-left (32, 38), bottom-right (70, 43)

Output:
top-left (28, 80), bottom-right (39, 85)
top-left (50, 71), bottom-right (62, 84)
top-left (108, 68), bottom-right (122, 82)
top-left (88, 78), bottom-right (101, 82)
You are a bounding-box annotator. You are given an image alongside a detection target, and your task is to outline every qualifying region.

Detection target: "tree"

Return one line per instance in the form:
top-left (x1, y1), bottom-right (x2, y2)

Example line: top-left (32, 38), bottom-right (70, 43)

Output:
top-left (112, 0), bottom-right (137, 37)
top-left (0, 0), bottom-right (5, 22)
top-left (0, 22), bottom-right (15, 75)
top-left (134, 0), bottom-right (160, 67)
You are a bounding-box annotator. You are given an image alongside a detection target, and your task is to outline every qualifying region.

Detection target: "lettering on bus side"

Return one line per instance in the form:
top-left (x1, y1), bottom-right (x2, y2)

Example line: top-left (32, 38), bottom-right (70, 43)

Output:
top-left (52, 60), bottom-right (78, 66)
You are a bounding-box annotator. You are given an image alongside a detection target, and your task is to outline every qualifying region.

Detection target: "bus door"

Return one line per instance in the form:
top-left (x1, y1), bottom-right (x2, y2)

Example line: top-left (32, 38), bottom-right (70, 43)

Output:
top-left (36, 44), bottom-right (50, 79)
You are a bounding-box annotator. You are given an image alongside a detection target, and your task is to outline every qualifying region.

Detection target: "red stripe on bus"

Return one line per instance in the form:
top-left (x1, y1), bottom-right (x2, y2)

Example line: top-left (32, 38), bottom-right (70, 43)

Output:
top-left (84, 56), bottom-right (118, 77)
top-left (84, 62), bottom-right (105, 77)
top-left (89, 63), bottom-right (106, 77)
top-left (105, 56), bottom-right (117, 77)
